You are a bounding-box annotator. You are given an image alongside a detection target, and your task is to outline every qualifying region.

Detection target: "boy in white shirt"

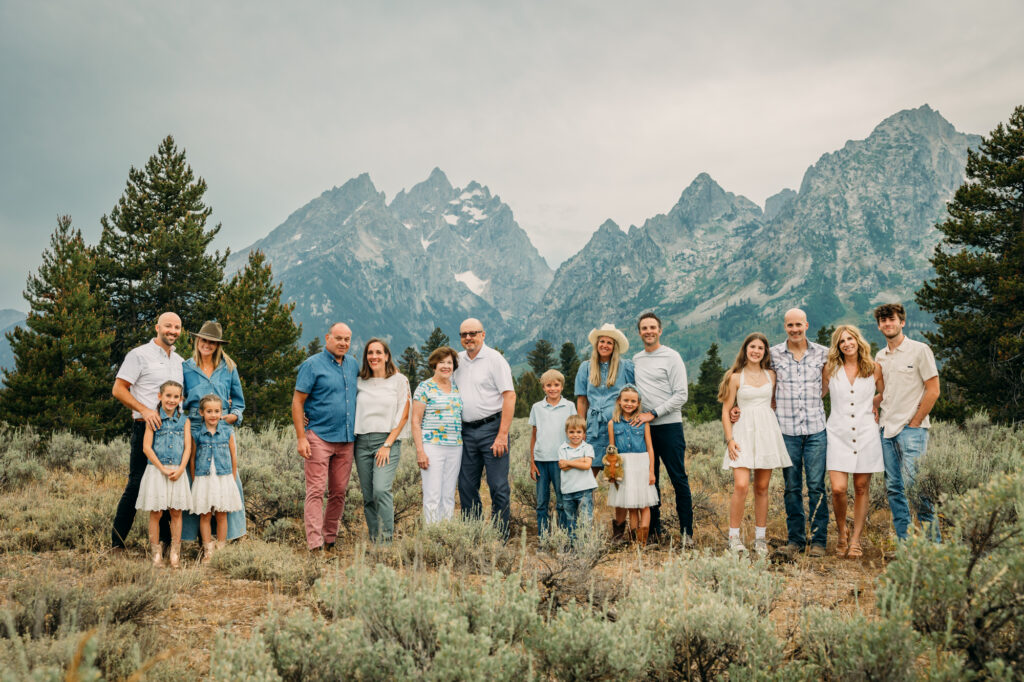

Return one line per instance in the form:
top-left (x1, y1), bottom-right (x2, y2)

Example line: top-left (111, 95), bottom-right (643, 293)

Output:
top-left (558, 415), bottom-right (598, 537)
top-left (529, 369), bottom-right (575, 536)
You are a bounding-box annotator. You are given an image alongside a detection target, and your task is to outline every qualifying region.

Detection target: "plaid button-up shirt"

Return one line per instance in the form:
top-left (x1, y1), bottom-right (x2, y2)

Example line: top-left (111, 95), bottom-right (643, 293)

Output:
top-left (770, 341), bottom-right (827, 436)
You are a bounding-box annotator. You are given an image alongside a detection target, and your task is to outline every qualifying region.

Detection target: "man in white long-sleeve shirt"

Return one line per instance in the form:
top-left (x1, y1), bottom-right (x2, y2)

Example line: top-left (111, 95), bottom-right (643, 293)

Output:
top-left (631, 312), bottom-right (692, 545)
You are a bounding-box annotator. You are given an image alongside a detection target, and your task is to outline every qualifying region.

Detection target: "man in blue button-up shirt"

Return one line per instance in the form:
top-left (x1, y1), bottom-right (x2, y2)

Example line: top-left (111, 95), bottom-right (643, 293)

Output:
top-left (292, 323), bottom-right (359, 551)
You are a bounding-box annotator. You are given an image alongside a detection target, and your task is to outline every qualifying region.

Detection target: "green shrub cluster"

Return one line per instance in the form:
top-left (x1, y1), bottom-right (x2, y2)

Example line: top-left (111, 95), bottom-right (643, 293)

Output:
top-left (210, 539), bottom-right (320, 594)
top-left (369, 516), bottom-right (521, 575)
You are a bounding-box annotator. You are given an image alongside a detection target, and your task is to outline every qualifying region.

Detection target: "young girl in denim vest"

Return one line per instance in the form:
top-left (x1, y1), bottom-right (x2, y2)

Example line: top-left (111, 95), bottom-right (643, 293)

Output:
top-left (136, 380), bottom-right (193, 568)
top-left (191, 394), bottom-right (242, 562)
top-left (605, 386), bottom-right (658, 545)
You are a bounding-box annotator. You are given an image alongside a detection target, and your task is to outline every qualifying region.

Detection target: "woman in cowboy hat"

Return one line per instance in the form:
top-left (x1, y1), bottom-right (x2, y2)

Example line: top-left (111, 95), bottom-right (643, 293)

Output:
top-left (181, 321), bottom-right (247, 549)
top-left (574, 323), bottom-right (635, 482)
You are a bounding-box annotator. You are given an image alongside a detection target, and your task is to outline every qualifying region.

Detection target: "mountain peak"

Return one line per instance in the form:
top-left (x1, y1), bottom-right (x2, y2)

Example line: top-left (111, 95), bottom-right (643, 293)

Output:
top-left (426, 167), bottom-right (453, 190)
top-left (675, 172), bottom-right (726, 206)
top-left (871, 104), bottom-right (957, 139)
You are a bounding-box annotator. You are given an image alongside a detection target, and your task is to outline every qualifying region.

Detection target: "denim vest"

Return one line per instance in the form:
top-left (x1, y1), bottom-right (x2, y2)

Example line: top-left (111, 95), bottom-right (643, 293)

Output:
top-left (152, 409), bottom-right (187, 466)
top-left (612, 419), bottom-right (646, 453)
top-left (193, 423), bottom-right (234, 477)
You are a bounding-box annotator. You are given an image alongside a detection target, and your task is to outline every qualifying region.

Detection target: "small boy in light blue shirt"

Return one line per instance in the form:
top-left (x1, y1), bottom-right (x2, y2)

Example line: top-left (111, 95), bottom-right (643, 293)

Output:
top-left (529, 369), bottom-right (576, 535)
top-left (559, 414), bottom-right (598, 537)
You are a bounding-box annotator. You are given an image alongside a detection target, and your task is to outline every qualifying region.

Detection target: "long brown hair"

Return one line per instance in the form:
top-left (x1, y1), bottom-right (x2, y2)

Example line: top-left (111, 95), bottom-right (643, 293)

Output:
top-left (588, 342), bottom-right (622, 388)
top-left (826, 325), bottom-right (875, 379)
top-left (359, 338), bottom-right (398, 379)
top-left (717, 333), bottom-right (772, 402)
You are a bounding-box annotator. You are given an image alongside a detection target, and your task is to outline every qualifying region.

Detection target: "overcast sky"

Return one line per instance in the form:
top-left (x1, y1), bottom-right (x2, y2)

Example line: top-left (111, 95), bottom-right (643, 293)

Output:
top-left (2, 0), bottom-right (1022, 312)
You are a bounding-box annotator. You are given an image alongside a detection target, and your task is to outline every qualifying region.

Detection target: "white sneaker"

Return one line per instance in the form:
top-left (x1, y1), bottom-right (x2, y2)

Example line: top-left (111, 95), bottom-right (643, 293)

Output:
top-left (681, 533), bottom-right (693, 549)
top-left (754, 539), bottom-right (768, 556)
top-left (728, 537), bottom-right (747, 554)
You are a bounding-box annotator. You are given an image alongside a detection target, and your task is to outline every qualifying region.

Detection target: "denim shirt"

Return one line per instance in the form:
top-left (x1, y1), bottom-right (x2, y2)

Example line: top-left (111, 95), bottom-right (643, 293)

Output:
top-left (574, 359), bottom-right (635, 443)
top-left (183, 359), bottom-right (245, 432)
top-left (295, 350), bottom-right (358, 443)
top-left (152, 408), bottom-right (187, 466)
top-left (611, 419), bottom-right (646, 453)
top-left (193, 422), bottom-right (234, 477)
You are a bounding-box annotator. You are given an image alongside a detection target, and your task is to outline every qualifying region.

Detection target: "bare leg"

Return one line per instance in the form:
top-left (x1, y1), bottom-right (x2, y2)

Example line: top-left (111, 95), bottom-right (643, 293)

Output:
top-left (639, 506), bottom-right (650, 530)
top-left (729, 468), bottom-right (751, 528)
top-left (199, 513), bottom-right (213, 545)
top-left (148, 511), bottom-right (161, 546)
top-left (850, 473), bottom-right (872, 552)
top-left (215, 511), bottom-right (228, 545)
top-left (169, 509), bottom-right (183, 543)
top-left (615, 507), bottom-right (628, 524)
top-left (752, 469), bottom-right (772, 527)
top-left (829, 470), bottom-right (849, 539)
top-left (628, 509), bottom-right (639, 531)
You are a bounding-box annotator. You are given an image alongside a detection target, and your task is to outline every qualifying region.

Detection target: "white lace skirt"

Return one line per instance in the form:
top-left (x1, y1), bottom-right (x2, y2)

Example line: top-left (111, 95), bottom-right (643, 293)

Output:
top-left (605, 452), bottom-right (659, 509)
top-left (191, 458), bottom-right (243, 513)
top-left (136, 463), bottom-right (193, 511)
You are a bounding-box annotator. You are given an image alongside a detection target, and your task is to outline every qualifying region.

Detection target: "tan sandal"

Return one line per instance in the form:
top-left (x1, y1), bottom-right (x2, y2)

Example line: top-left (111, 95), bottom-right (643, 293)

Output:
top-left (846, 541), bottom-right (863, 559)
top-left (836, 527), bottom-right (849, 556)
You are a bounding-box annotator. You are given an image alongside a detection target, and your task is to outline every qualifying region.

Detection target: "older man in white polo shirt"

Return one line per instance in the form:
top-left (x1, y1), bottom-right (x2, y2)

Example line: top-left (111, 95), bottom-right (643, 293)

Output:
top-left (454, 318), bottom-right (516, 537)
top-left (110, 312), bottom-right (185, 551)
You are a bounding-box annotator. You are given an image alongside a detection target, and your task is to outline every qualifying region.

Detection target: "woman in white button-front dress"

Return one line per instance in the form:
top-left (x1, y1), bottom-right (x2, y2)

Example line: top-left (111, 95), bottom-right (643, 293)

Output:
top-left (824, 325), bottom-right (884, 558)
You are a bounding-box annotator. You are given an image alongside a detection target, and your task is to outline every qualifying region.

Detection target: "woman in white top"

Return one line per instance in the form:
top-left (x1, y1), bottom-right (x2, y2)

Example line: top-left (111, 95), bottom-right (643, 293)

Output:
top-left (719, 333), bottom-right (792, 556)
top-left (354, 338), bottom-right (411, 542)
top-left (824, 325), bottom-right (884, 558)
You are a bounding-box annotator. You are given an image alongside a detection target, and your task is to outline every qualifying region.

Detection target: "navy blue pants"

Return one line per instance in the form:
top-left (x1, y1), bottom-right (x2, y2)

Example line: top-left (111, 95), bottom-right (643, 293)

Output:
top-left (649, 422), bottom-right (692, 538)
top-left (458, 418), bottom-right (511, 537)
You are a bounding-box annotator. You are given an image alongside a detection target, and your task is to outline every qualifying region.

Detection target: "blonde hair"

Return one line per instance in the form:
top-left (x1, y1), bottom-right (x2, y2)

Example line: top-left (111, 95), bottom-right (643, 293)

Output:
top-left (588, 338), bottom-right (622, 388)
top-left (192, 339), bottom-right (236, 372)
top-left (826, 325), bottom-right (875, 379)
top-left (717, 333), bottom-right (772, 402)
top-left (564, 414), bottom-right (587, 434)
top-left (611, 386), bottom-right (642, 421)
top-left (198, 393), bottom-right (222, 412)
top-left (539, 368), bottom-right (564, 385)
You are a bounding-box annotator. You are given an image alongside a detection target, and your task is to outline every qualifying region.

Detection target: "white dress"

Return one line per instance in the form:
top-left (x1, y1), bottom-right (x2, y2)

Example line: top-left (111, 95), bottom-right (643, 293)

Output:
top-left (191, 457), bottom-right (243, 514)
top-left (722, 371), bottom-right (792, 470)
top-left (136, 464), bottom-right (193, 511)
top-left (826, 370), bottom-right (884, 473)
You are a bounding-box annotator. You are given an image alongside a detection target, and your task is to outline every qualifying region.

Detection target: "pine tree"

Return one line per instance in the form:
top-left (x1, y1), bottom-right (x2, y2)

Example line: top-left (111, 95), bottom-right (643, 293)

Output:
top-left (399, 346), bottom-right (422, 386)
top-left (526, 339), bottom-right (556, 375)
top-left (917, 105), bottom-right (1024, 423)
top-left (419, 327), bottom-right (450, 381)
top-left (686, 342), bottom-right (725, 424)
top-left (514, 370), bottom-right (544, 417)
top-left (94, 135), bottom-right (227, 363)
top-left (559, 341), bottom-right (581, 400)
top-left (815, 325), bottom-right (836, 347)
top-left (306, 336), bottom-right (323, 357)
top-left (212, 251), bottom-right (306, 430)
top-left (0, 216), bottom-right (121, 437)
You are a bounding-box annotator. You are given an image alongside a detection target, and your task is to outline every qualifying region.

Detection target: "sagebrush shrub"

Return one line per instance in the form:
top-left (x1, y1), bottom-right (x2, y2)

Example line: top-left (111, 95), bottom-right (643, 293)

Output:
top-left (370, 516), bottom-right (521, 574)
top-left (209, 628), bottom-right (283, 682)
top-left (796, 607), bottom-right (921, 681)
top-left (877, 471), bottom-right (1024, 674)
top-left (535, 521), bottom-right (622, 609)
top-left (676, 552), bottom-right (783, 616)
top-left (210, 539), bottom-right (320, 594)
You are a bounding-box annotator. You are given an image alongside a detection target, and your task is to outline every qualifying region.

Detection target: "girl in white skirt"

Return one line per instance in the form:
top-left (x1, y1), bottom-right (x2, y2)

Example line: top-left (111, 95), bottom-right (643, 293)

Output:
top-left (136, 380), bottom-right (193, 568)
top-left (606, 386), bottom-right (659, 545)
top-left (824, 325), bottom-right (884, 558)
top-left (719, 333), bottom-right (792, 556)
top-left (191, 394), bottom-right (242, 562)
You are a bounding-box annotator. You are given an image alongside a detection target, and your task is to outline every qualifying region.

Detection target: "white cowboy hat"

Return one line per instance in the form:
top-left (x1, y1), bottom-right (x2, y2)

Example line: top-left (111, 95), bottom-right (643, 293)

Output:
top-left (587, 323), bottom-right (629, 354)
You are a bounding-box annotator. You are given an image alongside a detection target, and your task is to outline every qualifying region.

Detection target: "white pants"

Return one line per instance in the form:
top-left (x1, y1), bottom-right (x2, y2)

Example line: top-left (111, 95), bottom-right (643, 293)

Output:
top-left (420, 443), bottom-right (462, 524)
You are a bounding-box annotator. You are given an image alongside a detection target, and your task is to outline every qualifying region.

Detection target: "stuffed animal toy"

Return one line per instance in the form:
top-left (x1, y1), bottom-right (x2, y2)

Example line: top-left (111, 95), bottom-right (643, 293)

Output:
top-left (603, 444), bottom-right (623, 487)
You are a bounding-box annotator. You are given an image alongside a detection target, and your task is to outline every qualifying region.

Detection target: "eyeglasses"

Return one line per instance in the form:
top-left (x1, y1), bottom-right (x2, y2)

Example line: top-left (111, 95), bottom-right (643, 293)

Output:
top-left (459, 330), bottom-right (483, 338)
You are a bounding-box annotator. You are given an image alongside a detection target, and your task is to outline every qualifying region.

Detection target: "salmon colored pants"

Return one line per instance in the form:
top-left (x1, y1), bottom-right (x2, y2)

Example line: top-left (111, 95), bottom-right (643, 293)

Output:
top-left (304, 431), bottom-right (354, 549)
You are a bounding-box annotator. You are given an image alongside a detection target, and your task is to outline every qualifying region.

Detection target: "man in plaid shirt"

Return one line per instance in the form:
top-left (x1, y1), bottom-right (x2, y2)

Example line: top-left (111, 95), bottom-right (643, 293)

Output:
top-left (770, 308), bottom-right (829, 557)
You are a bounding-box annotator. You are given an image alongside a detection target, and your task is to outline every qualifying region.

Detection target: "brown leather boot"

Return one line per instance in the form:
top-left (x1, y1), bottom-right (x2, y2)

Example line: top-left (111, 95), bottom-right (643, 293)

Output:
top-left (611, 521), bottom-right (626, 542)
top-left (150, 542), bottom-right (164, 567)
top-left (636, 527), bottom-right (649, 547)
top-left (169, 541), bottom-right (181, 569)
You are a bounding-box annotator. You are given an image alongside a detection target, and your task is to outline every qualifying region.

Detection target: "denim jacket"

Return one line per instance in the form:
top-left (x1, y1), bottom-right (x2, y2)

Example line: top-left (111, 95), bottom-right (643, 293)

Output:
top-left (611, 419), bottom-right (646, 453)
top-left (193, 422), bottom-right (234, 477)
top-left (152, 408), bottom-right (187, 466)
top-left (183, 359), bottom-right (245, 431)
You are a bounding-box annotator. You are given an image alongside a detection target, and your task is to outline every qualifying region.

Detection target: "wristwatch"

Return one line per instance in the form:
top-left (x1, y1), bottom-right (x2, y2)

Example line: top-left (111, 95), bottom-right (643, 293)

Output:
top-left (649, 409), bottom-right (658, 419)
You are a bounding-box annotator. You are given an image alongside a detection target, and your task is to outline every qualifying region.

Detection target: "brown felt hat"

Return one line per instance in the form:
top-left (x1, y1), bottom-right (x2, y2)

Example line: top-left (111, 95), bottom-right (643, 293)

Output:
top-left (191, 320), bottom-right (227, 344)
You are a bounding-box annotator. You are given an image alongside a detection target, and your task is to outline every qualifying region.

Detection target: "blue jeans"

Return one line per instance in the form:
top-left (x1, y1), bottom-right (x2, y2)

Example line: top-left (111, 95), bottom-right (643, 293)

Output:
top-left (882, 426), bottom-right (937, 541)
top-left (535, 461), bottom-right (567, 535)
top-left (458, 418), bottom-right (511, 538)
top-left (782, 430), bottom-right (828, 548)
top-left (561, 489), bottom-right (594, 538)
top-left (649, 422), bottom-right (692, 538)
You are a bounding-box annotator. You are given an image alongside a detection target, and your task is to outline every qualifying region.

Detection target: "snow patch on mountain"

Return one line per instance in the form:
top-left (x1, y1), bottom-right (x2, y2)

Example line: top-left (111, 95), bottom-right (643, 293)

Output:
top-left (455, 271), bottom-right (489, 296)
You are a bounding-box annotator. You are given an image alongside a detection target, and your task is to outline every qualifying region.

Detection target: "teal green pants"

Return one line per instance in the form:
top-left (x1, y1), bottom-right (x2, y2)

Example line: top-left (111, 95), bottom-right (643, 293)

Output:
top-left (354, 432), bottom-right (401, 542)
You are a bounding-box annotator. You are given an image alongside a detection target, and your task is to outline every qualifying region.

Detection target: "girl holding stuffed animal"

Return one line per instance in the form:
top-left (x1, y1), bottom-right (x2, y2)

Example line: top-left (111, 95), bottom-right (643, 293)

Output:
top-left (136, 380), bottom-right (193, 568)
top-left (191, 394), bottom-right (242, 562)
top-left (605, 386), bottom-right (658, 545)
top-left (718, 333), bottom-right (791, 556)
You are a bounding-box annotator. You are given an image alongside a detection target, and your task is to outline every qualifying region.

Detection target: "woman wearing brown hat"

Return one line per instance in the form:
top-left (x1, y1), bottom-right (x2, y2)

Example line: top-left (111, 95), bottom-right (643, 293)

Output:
top-left (181, 321), bottom-right (247, 551)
